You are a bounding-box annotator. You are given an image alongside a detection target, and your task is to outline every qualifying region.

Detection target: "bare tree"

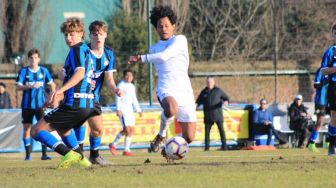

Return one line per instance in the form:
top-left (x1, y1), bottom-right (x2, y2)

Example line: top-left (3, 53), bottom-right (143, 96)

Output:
top-left (1, 0), bottom-right (40, 63)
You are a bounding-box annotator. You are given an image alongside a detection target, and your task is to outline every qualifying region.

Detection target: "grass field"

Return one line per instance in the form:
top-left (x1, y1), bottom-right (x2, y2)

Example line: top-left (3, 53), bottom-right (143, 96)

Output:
top-left (1, 148), bottom-right (336, 188)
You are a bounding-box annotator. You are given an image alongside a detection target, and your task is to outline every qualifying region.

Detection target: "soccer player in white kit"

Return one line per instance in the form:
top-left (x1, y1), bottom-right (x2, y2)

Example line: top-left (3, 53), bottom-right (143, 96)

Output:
top-left (109, 69), bottom-right (142, 156)
top-left (128, 5), bottom-right (197, 157)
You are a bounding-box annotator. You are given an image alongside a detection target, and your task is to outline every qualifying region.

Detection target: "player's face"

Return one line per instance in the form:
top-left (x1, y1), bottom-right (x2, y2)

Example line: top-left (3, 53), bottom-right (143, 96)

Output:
top-left (28, 53), bottom-right (40, 67)
top-left (156, 17), bottom-right (175, 40)
top-left (206, 78), bottom-right (215, 89)
top-left (124, 72), bottom-right (134, 83)
top-left (64, 31), bottom-right (83, 47)
top-left (89, 29), bottom-right (107, 49)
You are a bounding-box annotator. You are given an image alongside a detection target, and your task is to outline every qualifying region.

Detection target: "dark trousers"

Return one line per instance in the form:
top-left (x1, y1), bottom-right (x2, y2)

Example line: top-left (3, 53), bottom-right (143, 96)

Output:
top-left (254, 124), bottom-right (287, 145)
top-left (204, 121), bottom-right (227, 149)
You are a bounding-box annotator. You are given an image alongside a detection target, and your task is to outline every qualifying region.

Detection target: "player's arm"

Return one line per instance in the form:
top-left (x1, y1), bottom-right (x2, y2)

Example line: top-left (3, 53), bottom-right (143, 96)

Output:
top-left (15, 69), bottom-right (36, 90)
top-left (131, 85), bottom-right (142, 117)
top-left (321, 48), bottom-right (336, 75)
top-left (128, 35), bottom-right (187, 64)
top-left (115, 83), bottom-right (122, 117)
top-left (105, 71), bottom-right (121, 97)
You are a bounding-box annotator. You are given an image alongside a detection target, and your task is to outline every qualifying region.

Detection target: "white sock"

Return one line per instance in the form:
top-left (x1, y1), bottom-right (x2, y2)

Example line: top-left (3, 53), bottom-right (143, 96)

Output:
top-left (158, 112), bottom-right (174, 138)
top-left (124, 136), bottom-right (131, 152)
top-left (112, 131), bottom-right (123, 146)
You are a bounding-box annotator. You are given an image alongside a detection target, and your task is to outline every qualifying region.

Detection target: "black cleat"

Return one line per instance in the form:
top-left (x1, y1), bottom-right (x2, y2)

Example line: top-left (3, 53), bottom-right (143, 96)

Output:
top-left (149, 134), bottom-right (165, 153)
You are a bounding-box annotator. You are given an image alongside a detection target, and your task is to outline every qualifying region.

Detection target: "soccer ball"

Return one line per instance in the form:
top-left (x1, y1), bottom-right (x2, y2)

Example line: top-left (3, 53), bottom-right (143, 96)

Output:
top-left (164, 136), bottom-right (189, 160)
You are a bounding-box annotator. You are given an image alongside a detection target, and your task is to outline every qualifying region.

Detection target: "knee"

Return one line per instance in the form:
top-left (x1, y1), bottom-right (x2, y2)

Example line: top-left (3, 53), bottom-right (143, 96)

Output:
top-left (164, 107), bottom-right (177, 118)
top-left (30, 127), bottom-right (37, 138)
top-left (90, 128), bottom-right (103, 137)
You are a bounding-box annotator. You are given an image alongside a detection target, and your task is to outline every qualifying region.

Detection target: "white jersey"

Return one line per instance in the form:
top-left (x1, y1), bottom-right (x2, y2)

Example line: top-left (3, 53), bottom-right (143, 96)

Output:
top-left (140, 35), bottom-right (194, 107)
top-left (116, 80), bottom-right (141, 114)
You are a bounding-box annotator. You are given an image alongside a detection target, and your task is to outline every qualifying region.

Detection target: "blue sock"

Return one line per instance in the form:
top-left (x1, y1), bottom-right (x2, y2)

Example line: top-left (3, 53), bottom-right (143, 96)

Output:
top-left (310, 131), bottom-right (318, 142)
top-left (89, 135), bottom-right (101, 150)
top-left (62, 130), bottom-right (79, 150)
top-left (74, 125), bottom-right (86, 144)
top-left (34, 130), bottom-right (61, 150)
top-left (328, 125), bottom-right (336, 136)
top-left (23, 137), bottom-right (31, 146)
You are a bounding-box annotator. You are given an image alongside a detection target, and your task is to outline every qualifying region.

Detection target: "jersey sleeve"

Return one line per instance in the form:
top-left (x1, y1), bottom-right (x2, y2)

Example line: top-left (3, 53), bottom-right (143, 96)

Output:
top-left (16, 68), bottom-right (26, 85)
top-left (104, 48), bottom-right (116, 72)
top-left (44, 68), bottom-right (53, 84)
top-left (131, 85), bottom-right (141, 112)
top-left (141, 35), bottom-right (188, 63)
top-left (320, 47), bottom-right (333, 69)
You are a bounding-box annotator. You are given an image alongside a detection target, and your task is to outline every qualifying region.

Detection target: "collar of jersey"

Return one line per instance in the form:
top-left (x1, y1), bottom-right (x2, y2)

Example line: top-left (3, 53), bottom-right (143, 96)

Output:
top-left (28, 66), bottom-right (40, 73)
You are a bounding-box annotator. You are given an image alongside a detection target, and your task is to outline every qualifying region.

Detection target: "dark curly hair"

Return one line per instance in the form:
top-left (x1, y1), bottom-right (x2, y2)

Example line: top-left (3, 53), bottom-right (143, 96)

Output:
top-left (150, 5), bottom-right (177, 28)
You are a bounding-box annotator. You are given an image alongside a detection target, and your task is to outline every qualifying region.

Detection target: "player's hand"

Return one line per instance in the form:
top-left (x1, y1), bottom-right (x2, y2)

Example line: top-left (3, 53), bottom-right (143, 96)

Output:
top-left (91, 80), bottom-right (96, 90)
top-left (114, 88), bottom-right (122, 97)
top-left (127, 55), bottom-right (141, 64)
top-left (30, 82), bottom-right (40, 89)
top-left (47, 90), bottom-right (64, 108)
top-left (116, 110), bottom-right (122, 117)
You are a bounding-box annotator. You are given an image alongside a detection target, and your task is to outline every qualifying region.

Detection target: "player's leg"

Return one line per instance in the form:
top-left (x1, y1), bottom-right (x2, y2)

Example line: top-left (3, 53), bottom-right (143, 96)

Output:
top-left (73, 125), bottom-right (86, 151)
top-left (123, 126), bottom-right (135, 156)
top-left (204, 122), bottom-right (213, 151)
top-left (180, 122), bottom-right (196, 144)
top-left (87, 114), bottom-right (111, 165)
top-left (150, 96), bottom-right (178, 152)
top-left (109, 130), bottom-right (125, 156)
top-left (216, 121), bottom-right (227, 150)
top-left (109, 115), bottom-right (127, 155)
top-left (35, 110), bottom-right (51, 160)
top-left (308, 109), bottom-right (325, 152)
top-left (31, 118), bottom-right (82, 169)
top-left (22, 109), bottom-right (33, 160)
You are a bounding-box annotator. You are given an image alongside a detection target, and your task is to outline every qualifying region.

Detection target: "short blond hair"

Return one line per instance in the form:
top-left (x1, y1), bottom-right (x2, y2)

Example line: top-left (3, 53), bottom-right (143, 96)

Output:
top-left (60, 17), bottom-right (85, 36)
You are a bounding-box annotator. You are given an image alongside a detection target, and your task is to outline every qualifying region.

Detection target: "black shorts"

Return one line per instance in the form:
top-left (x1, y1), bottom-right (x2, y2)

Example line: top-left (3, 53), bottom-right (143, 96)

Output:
top-left (44, 104), bottom-right (93, 131)
top-left (314, 104), bottom-right (327, 115)
top-left (328, 82), bottom-right (336, 111)
top-left (88, 103), bottom-right (102, 118)
top-left (22, 109), bottom-right (44, 124)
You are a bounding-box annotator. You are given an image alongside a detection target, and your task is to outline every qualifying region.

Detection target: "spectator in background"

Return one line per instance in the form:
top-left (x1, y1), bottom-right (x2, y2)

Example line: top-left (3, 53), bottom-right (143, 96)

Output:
top-left (0, 82), bottom-right (12, 109)
top-left (253, 98), bottom-right (287, 146)
top-left (288, 94), bottom-right (313, 148)
top-left (196, 76), bottom-right (229, 151)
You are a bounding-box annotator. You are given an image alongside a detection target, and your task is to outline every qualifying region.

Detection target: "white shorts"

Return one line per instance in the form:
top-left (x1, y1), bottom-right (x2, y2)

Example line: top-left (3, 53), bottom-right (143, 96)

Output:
top-left (157, 89), bottom-right (197, 123)
top-left (120, 113), bottom-right (135, 127)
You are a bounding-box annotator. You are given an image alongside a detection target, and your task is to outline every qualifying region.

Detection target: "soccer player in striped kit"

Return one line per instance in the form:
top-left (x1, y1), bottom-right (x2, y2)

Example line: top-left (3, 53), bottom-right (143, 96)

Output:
top-left (16, 48), bottom-right (55, 161)
top-left (30, 17), bottom-right (94, 169)
top-left (307, 68), bottom-right (328, 152)
top-left (109, 69), bottom-right (142, 156)
top-left (320, 23), bottom-right (336, 156)
top-left (128, 5), bottom-right (197, 159)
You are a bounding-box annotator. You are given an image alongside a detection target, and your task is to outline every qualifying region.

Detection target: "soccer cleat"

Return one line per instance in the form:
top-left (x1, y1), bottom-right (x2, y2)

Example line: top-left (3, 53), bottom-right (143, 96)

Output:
top-left (122, 151), bottom-right (135, 156)
top-left (89, 156), bottom-right (112, 166)
top-left (41, 155), bottom-right (52, 160)
top-left (109, 144), bottom-right (117, 156)
top-left (74, 157), bottom-right (92, 168)
top-left (57, 151), bottom-right (82, 169)
top-left (149, 134), bottom-right (165, 153)
top-left (161, 148), bottom-right (173, 163)
top-left (24, 155), bottom-right (31, 161)
top-left (307, 143), bottom-right (319, 153)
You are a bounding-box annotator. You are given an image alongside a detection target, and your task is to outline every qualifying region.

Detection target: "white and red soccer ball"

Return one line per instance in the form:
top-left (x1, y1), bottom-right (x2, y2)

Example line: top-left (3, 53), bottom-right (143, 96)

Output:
top-left (164, 136), bottom-right (189, 160)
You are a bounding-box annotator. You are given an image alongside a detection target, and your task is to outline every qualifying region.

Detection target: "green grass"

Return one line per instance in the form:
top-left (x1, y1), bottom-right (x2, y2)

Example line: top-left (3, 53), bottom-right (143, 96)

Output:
top-left (1, 148), bottom-right (336, 188)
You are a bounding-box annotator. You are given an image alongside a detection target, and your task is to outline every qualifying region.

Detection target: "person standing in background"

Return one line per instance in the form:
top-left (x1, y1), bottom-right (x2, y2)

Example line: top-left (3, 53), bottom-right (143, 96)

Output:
top-left (196, 77), bottom-right (229, 151)
top-left (16, 48), bottom-right (56, 161)
top-left (0, 82), bottom-right (12, 109)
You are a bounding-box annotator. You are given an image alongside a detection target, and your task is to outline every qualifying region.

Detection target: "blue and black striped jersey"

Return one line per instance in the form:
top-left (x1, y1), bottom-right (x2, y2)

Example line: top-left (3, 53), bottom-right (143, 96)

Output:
top-left (62, 42), bottom-right (94, 108)
top-left (314, 68), bottom-right (328, 106)
top-left (320, 45), bottom-right (336, 81)
top-left (16, 66), bottom-right (53, 109)
top-left (88, 45), bottom-right (116, 103)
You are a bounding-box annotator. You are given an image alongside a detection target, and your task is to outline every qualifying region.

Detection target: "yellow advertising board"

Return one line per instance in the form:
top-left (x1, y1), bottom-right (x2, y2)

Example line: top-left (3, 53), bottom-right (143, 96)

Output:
top-left (83, 108), bottom-right (250, 145)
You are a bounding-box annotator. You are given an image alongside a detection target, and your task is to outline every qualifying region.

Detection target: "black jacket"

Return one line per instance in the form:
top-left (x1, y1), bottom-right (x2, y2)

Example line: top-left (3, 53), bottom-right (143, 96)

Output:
top-left (196, 86), bottom-right (229, 123)
top-left (288, 102), bottom-right (308, 130)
